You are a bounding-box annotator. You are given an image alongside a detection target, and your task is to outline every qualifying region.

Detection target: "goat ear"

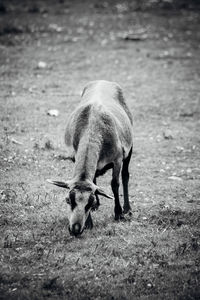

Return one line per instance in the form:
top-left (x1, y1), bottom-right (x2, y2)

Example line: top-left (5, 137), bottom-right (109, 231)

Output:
top-left (95, 188), bottom-right (113, 199)
top-left (46, 179), bottom-right (70, 189)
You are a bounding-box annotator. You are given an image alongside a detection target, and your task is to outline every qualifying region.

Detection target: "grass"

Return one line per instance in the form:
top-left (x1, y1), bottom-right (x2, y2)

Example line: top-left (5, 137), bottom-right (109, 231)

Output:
top-left (1, 183), bottom-right (199, 299)
top-left (0, 0), bottom-right (200, 299)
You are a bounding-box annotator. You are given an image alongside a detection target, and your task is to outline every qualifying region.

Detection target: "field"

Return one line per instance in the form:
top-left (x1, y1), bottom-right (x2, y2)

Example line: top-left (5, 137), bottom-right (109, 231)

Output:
top-left (0, 0), bottom-right (200, 299)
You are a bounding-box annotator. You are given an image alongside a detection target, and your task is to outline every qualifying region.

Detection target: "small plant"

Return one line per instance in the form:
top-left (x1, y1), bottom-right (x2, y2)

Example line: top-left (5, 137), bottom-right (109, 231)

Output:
top-left (44, 140), bottom-right (54, 150)
top-left (0, 189), bottom-right (17, 203)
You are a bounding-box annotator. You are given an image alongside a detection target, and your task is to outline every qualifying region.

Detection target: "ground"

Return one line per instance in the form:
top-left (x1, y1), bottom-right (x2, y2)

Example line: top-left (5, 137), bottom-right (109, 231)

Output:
top-left (0, 0), bottom-right (200, 299)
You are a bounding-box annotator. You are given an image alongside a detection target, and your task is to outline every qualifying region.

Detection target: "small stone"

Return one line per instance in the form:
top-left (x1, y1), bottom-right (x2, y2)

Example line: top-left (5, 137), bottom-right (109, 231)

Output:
top-left (49, 23), bottom-right (63, 32)
top-left (176, 146), bottom-right (184, 152)
top-left (186, 52), bottom-right (192, 58)
top-left (37, 61), bottom-right (47, 69)
top-left (47, 109), bottom-right (59, 117)
top-left (168, 176), bottom-right (183, 181)
top-left (163, 129), bottom-right (174, 139)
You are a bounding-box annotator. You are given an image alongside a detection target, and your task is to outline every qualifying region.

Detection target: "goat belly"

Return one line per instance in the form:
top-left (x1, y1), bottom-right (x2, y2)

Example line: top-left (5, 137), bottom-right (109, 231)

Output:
top-left (96, 161), bottom-right (114, 177)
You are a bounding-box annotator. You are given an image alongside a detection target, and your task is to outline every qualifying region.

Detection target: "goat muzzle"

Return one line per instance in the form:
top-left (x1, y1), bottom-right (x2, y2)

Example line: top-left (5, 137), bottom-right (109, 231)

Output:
top-left (69, 223), bottom-right (83, 236)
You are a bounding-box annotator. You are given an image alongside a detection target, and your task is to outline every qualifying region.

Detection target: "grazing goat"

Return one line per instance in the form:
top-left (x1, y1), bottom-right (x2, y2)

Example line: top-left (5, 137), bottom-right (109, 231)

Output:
top-left (48, 80), bottom-right (133, 236)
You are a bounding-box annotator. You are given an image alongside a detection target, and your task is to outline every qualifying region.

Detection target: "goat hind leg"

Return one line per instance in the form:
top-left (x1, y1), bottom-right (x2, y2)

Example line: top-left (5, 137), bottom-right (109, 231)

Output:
top-left (111, 162), bottom-right (123, 220)
top-left (122, 147), bottom-right (132, 215)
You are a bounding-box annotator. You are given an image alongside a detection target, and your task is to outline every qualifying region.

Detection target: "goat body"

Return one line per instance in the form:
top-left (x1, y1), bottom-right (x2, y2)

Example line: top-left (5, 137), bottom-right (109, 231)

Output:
top-left (65, 80), bottom-right (133, 180)
top-left (48, 80), bottom-right (133, 236)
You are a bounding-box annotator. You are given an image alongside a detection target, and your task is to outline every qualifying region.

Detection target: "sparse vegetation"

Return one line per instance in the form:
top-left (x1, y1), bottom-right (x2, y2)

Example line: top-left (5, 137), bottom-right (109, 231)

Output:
top-left (0, 0), bottom-right (200, 299)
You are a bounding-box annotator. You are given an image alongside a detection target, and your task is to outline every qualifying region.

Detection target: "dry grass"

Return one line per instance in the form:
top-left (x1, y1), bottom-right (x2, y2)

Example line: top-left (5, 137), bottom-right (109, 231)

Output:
top-left (0, 0), bottom-right (200, 299)
top-left (1, 184), bottom-right (199, 299)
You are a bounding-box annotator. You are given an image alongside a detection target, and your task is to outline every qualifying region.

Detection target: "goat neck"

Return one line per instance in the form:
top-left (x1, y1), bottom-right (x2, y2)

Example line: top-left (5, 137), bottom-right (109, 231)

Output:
top-left (73, 134), bottom-right (102, 182)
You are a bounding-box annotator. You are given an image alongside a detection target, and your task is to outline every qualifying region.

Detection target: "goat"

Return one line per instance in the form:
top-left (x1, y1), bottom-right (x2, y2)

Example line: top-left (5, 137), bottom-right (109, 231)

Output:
top-left (47, 80), bottom-right (133, 236)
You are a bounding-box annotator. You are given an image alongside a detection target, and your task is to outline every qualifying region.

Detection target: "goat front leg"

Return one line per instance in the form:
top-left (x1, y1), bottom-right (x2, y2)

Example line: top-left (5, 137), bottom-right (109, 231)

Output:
top-left (111, 161), bottom-right (123, 220)
top-left (121, 147), bottom-right (132, 215)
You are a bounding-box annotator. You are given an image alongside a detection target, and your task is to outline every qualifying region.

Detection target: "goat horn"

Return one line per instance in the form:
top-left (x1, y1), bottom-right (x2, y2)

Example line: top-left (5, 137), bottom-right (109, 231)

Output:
top-left (46, 179), bottom-right (70, 189)
top-left (96, 187), bottom-right (113, 199)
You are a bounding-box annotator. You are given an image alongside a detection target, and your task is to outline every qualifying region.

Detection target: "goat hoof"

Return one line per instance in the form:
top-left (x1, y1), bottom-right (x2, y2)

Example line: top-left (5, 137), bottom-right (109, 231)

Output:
top-left (115, 214), bottom-right (125, 221)
top-left (123, 209), bottom-right (132, 216)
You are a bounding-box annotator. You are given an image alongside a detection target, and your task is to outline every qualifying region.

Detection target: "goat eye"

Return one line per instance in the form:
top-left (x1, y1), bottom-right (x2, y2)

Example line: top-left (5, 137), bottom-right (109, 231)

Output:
top-left (85, 203), bottom-right (91, 212)
top-left (85, 195), bottom-right (94, 212)
top-left (66, 197), bottom-right (70, 204)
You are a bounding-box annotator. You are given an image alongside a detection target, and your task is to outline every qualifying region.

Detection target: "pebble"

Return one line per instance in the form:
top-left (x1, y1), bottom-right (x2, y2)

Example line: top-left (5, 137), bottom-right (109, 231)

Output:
top-left (37, 61), bottom-right (47, 69)
top-left (47, 109), bottom-right (59, 117)
top-left (163, 129), bottom-right (174, 139)
top-left (168, 176), bottom-right (183, 181)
